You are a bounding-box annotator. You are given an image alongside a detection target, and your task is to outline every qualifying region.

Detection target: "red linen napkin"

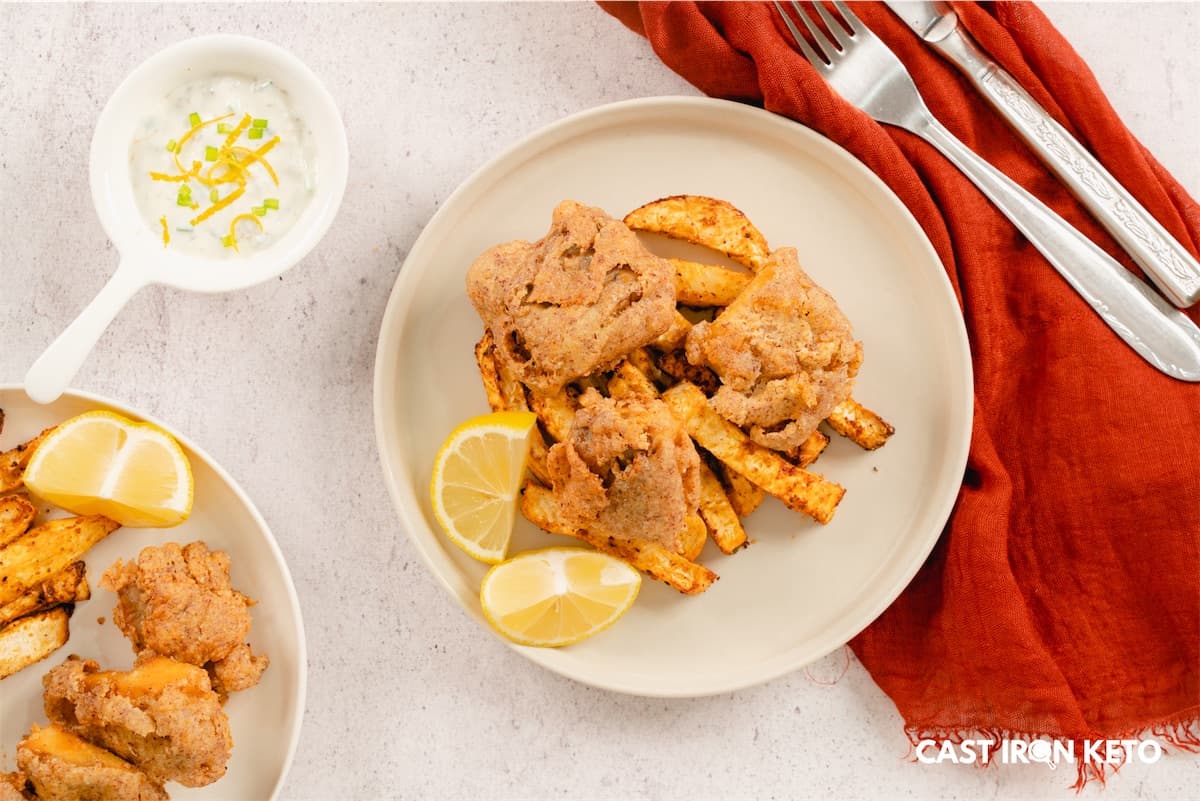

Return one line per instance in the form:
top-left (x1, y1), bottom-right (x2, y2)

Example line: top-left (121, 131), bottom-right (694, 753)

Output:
top-left (599, 0), bottom-right (1200, 787)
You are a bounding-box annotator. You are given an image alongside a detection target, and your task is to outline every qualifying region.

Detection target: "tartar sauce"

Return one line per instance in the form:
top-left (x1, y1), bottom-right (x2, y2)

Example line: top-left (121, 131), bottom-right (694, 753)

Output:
top-left (129, 74), bottom-right (315, 258)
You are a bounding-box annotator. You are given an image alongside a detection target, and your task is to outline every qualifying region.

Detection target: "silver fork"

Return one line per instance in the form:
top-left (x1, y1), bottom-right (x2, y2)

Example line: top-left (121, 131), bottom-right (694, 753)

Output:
top-left (774, 0), bottom-right (1200, 381)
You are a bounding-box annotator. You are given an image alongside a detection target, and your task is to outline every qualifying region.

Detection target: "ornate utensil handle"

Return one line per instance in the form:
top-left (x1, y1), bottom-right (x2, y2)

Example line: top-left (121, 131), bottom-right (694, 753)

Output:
top-left (933, 26), bottom-right (1200, 308)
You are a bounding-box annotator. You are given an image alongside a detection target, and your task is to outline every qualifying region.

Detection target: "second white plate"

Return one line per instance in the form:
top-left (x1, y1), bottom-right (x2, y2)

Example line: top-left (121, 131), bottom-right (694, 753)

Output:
top-left (374, 96), bottom-right (972, 697)
top-left (0, 387), bottom-right (306, 800)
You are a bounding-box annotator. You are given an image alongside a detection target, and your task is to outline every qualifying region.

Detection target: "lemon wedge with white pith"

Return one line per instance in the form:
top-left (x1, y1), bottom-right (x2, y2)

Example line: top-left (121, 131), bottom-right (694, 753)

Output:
top-left (430, 411), bottom-right (537, 564)
top-left (22, 411), bottom-right (193, 528)
top-left (481, 548), bottom-right (641, 647)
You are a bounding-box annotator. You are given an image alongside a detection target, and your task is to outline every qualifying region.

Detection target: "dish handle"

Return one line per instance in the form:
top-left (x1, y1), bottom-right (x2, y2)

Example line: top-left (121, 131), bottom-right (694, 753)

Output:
top-left (24, 260), bottom-right (149, 404)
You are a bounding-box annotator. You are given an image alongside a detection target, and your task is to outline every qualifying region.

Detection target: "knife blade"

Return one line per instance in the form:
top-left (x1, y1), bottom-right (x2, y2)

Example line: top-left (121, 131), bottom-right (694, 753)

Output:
top-left (883, 0), bottom-right (1200, 308)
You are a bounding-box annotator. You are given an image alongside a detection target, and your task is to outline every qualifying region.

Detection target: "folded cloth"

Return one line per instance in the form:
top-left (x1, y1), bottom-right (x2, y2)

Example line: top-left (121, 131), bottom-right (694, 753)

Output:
top-left (599, 1), bottom-right (1199, 786)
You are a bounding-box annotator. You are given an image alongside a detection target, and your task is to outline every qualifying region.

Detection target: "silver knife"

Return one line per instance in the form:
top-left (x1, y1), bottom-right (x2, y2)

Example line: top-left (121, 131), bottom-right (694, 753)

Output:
top-left (884, 0), bottom-right (1200, 308)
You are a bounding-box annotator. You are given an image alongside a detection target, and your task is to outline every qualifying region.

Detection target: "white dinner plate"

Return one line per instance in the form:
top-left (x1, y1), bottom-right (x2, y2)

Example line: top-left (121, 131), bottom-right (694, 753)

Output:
top-left (0, 387), bottom-right (305, 799)
top-left (373, 96), bottom-right (972, 697)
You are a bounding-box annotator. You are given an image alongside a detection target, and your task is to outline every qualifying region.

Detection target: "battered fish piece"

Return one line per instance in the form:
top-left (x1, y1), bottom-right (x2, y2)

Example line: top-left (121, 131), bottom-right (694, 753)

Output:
top-left (467, 201), bottom-right (676, 393)
top-left (685, 247), bottom-right (862, 451)
top-left (101, 541), bottom-right (268, 691)
top-left (42, 654), bottom-right (232, 788)
top-left (16, 724), bottom-right (166, 801)
top-left (0, 773), bottom-right (32, 801)
top-left (546, 390), bottom-right (701, 554)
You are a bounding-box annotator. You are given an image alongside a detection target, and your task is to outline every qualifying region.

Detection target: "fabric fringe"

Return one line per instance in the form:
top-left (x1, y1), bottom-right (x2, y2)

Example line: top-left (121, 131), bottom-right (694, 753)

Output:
top-left (903, 709), bottom-right (1200, 792)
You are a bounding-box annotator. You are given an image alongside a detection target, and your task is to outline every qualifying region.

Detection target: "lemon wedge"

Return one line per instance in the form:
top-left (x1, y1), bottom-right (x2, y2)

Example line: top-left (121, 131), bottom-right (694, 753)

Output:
top-left (430, 411), bottom-right (537, 564)
top-left (23, 411), bottom-right (193, 528)
top-left (481, 547), bottom-right (641, 647)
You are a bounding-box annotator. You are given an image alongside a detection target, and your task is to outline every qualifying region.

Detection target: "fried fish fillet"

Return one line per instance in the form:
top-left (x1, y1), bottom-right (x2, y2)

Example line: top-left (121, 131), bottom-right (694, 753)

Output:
top-left (101, 541), bottom-right (268, 692)
top-left (16, 724), bottom-right (166, 801)
top-left (685, 247), bottom-right (862, 451)
top-left (546, 389), bottom-right (700, 555)
top-left (0, 772), bottom-right (32, 801)
top-left (467, 200), bottom-right (676, 393)
top-left (42, 655), bottom-right (232, 788)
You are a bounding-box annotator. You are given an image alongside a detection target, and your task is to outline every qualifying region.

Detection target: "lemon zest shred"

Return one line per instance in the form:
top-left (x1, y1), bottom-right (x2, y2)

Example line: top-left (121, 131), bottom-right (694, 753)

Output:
top-left (224, 213), bottom-right (264, 253)
top-left (171, 113), bottom-right (234, 174)
top-left (223, 114), bottom-right (253, 149)
top-left (159, 216), bottom-right (170, 247)
top-left (190, 185), bottom-right (245, 226)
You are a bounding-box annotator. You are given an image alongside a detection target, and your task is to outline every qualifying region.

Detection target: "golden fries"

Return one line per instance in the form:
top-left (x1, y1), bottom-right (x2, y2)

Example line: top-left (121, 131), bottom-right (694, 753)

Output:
top-left (0, 516), bottom-right (120, 606)
top-left (520, 483), bottom-right (717, 595)
top-left (0, 495), bottom-right (36, 549)
top-left (661, 382), bottom-right (845, 524)
top-left (464, 195), bottom-right (893, 609)
top-left (713, 462), bottom-right (765, 517)
top-left (697, 465), bottom-right (747, 554)
top-left (0, 562), bottom-right (89, 629)
top-left (652, 310), bottom-right (693, 351)
top-left (0, 427), bottom-right (54, 495)
top-left (681, 513), bottom-right (707, 561)
top-left (788, 430), bottom-right (831, 468)
top-left (0, 607), bottom-right (69, 680)
top-left (624, 195), bottom-right (770, 271)
top-left (670, 258), bottom-right (752, 306)
top-left (827, 398), bottom-right (895, 450)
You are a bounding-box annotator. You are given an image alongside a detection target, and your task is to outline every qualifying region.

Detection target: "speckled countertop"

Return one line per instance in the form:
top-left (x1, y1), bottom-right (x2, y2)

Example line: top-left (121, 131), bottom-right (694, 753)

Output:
top-left (0, 3), bottom-right (1195, 800)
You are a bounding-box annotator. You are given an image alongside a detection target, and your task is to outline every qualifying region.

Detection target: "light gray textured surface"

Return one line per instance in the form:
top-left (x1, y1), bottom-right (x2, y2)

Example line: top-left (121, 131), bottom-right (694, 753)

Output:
top-left (0, 3), bottom-right (1196, 800)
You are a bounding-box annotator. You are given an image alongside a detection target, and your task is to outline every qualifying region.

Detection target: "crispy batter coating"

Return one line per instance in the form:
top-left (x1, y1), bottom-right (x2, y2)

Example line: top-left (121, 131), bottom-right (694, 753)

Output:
top-left (16, 724), bottom-right (166, 801)
top-left (0, 773), bottom-right (32, 801)
top-left (685, 247), bottom-right (862, 450)
top-left (42, 655), bottom-right (232, 788)
top-left (101, 541), bottom-right (268, 692)
top-left (467, 201), bottom-right (675, 393)
top-left (546, 390), bottom-right (700, 554)
top-left (207, 642), bottom-right (268, 696)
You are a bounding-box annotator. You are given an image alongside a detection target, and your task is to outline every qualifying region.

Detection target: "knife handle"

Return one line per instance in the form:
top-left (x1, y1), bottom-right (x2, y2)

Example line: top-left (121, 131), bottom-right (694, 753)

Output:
top-left (934, 27), bottom-right (1200, 308)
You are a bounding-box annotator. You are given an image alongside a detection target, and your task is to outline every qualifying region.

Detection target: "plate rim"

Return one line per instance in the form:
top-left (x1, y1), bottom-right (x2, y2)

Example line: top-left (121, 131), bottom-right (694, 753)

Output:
top-left (372, 95), bottom-right (973, 697)
top-left (0, 383), bottom-right (308, 800)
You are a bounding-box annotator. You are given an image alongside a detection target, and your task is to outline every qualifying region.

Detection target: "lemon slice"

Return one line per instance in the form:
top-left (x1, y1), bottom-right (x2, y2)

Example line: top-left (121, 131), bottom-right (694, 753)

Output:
top-left (481, 547), bottom-right (641, 647)
top-left (430, 411), bottom-right (537, 564)
top-left (23, 411), bottom-right (193, 528)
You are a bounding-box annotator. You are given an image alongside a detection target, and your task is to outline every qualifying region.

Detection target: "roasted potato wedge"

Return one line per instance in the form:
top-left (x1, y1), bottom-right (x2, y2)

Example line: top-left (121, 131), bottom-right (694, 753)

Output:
top-left (662, 382), bottom-right (845, 524)
top-left (0, 428), bottom-right (54, 495)
top-left (712, 461), bottom-right (765, 518)
top-left (607, 359), bottom-right (659, 402)
top-left (0, 562), bottom-right (89, 629)
top-left (0, 516), bottom-right (119, 606)
top-left (670, 258), bottom-right (752, 306)
top-left (625, 195), bottom-right (770, 271)
top-left (681, 512), bottom-right (707, 562)
top-left (787, 430), bottom-right (831, 468)
top-left (698, 464), bottom-right (747, 554)
top-left (521, 483), bottom-right (717, 595)
top-left (0, 607), bottom-right (70, 680)
top-left (0, 495), bottom-right (36, 550)
top-left (651, 311), bottom-right (693, 351)
top-left (827, 398), bottom-right (895, 450)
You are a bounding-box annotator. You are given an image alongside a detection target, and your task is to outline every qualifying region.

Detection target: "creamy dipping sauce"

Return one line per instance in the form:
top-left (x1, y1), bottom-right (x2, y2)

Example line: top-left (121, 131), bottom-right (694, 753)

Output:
top-left (129, 74), bottom-right (315, 258)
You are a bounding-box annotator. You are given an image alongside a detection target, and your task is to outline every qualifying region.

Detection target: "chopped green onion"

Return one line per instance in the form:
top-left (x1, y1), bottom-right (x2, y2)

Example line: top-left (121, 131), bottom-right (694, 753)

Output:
top-left (204, 145), bottom-right (218, 162)
top-left (252, 206), bottom-right (266, 217)
top-left (188, 111), bottom-right (202, 127)
top-left (177, 196), bottom-right (192, 207)
top-left (222, 235), bottom-right (236, 248)
top-left (247, 127), bottom-right (264, 140)
top-left (263, 198), bottom-right (279, 210)
top-left (176, 226), bottom-right (194, 233)
top-left (217, 122), bottom-right (232, 134)
top-left (252, 118), bottom-right (268, 129)
top-left (210, 188), bottom-right (219, 203)
top-left (165, 139), bottom-right (178, 153)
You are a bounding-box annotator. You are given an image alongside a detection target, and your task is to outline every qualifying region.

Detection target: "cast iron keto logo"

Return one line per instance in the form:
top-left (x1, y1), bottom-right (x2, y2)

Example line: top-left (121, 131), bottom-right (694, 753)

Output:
top-left (915, 738), bottom-right (1164, 769)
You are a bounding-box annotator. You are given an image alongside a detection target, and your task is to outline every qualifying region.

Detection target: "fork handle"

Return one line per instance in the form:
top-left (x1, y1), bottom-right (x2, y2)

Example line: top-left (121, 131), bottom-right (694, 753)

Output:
top-left (932, 26), bottom-right (1200, 308)
top-left (913, 115), bottom-right (1200, 381)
